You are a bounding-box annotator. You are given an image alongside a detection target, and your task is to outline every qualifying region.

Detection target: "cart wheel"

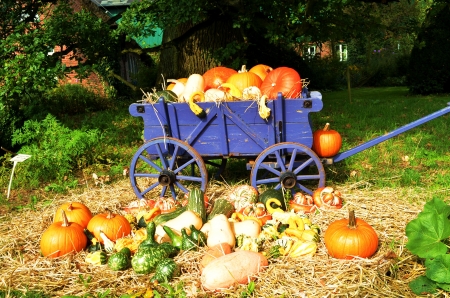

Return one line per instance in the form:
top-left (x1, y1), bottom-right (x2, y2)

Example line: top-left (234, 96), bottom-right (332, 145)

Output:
top-left (250, 142), bottom-right (325, 195)
top-left (129, 137), bottom-right (208, 200)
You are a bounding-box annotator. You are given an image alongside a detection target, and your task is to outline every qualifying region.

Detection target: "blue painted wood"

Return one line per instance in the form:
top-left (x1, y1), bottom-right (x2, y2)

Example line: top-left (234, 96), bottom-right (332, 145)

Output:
top-left (333, 102), bottom-right (450, 163)
top-left (129, 94), bottom-right (323, 158)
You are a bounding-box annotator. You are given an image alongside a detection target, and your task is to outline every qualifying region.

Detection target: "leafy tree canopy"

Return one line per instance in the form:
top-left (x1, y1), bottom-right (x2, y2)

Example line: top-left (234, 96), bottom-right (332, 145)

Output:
top-left (117, 0), bottom-right (402, 51)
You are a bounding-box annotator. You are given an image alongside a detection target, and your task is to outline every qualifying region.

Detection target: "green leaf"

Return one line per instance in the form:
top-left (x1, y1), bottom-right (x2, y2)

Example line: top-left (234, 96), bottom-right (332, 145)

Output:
top-left (405, 197), bottom-right (450, 258)
top-left (436, 282), bottom-right (450, 291)
top-left (409, 275), bottom-right (437, 295)
top-left (425, 254), bottom-right (450, 284)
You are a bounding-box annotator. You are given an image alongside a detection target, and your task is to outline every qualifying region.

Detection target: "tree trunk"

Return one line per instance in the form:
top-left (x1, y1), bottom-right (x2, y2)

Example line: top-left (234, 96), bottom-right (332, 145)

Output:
top-left (156, 18), bottom-right (242, 85)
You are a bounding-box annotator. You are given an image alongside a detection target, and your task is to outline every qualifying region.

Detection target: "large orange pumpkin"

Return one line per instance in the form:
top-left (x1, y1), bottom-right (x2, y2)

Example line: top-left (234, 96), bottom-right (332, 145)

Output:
top-left (260, 67), bottom-right (301, 99)
top-left (249, 64), bottom-right (273, 81)
top-left (324, 210), bottom-right (379, 259)
top-left (203, 67), bottom-right (237, 91)
top-left (312, 123), bottom-right (342, 158)
top-left (225, 65), bottom-right (262, 93)
top-left (87, 209), bottom-right (132, 243)
top-left (53, 202), bottom-right (92, 228)
top-left (40, 210), bottom-right (87, 258)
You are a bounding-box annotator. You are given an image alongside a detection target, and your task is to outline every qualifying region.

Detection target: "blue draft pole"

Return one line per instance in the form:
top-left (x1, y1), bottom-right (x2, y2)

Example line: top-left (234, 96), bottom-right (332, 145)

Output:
top-left (332, 103), bottom-right (450, 163)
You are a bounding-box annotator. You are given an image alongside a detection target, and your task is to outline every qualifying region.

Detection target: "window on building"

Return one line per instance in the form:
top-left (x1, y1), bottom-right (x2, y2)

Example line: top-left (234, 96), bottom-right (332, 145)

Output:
top-left (335, 44), bottom-right (348, 61)
top-left (303, 46), bottom-right (316, 60)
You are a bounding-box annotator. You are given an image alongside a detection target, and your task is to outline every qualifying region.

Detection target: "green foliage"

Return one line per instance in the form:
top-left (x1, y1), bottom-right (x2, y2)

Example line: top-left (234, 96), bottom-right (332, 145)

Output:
top-left (0, 1), bottom-right (120, 150)
top-left (0, 289), bottom-right (51, 298)
top-left (405, 197), bottom-right (450, 259)
top-left (407, 3), bottom-right (450, 94)
top-left (11, 114), bottom-right (102, 188)
top-left (405, 198), bottom-right (450, 294)
top-left (305, 57), bottom-right (347, 91)
top-left (24, 84), bottom-right (114, 119)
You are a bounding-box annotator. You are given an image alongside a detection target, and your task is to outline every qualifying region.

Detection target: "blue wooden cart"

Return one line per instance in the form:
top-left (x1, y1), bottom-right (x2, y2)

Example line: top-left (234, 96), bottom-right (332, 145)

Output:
top-left (129, 92), bottom-right (450, 200)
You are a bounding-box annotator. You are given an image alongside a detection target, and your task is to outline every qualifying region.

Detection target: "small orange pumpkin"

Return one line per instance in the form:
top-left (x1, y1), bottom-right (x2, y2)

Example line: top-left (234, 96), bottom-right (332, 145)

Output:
top-left (40, 210), bottom-right (87, 258)
top-left (225, 65), bottom-right (262, 93)
top-left (312, 123), bottom-right (342, 158)
top-left (249, 64), bottom-right (273, 81)
top-left (324, 209), bottom-right (379, 259)
top-left (53, 202), bottom-right (92, 228)
top-left (87, 209), bottom-right (132, 243)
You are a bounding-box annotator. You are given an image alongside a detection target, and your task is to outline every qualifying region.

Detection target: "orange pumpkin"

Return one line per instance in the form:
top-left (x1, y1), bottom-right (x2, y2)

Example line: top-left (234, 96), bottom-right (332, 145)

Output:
top-left (312, 123), bottom-right (342, 158)
top-left (40, 210), bottom-right (87, 258)
top-left (87, 209), bottom-right (132, 243)
top-left (203, 67), bottom-right (237, 91)
top-left (260, 67), bottom-right (301, 99)
top-left (53, 202), bottom-right (92, 228)
top-left (324, 210), bottom-right (379, 259)
top-left (225, 65), bottom-right (262, 93)
top-left (249, 64), bottom-right (273, 81)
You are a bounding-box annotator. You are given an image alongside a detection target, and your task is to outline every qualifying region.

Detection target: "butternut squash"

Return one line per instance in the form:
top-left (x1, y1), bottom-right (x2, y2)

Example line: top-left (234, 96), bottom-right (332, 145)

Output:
top-left (206, 214), bottom-right (235, 248)
top-left (166, 79), bottom-right (185, 98)
top-left (179, 74), bottom-right (205, 103)
top-left (199, 242), bottom-right (233, 273)
top-left (230, 219), bottom-right (261, 239)
top-left (155, 210), bottom-right (203, 243)
top-left (201, 250), bottom-right (269, 291)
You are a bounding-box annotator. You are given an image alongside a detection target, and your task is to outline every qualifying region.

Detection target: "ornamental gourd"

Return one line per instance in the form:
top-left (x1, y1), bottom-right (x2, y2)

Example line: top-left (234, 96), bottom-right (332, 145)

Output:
top-left (324, 209), bottom-right (379, 259)
top-left (40, 210), bottom-right (87, 258)
top-left (226, 65), bottom-right (262, 93)
top-left (53, 202), bottom-right (92, 228)
top-left (312, 123), bottom-right (342, 158)
top-left (87, 209), bottom-right (132, 243)
top-left (260, 67), bottom-right (301, 99)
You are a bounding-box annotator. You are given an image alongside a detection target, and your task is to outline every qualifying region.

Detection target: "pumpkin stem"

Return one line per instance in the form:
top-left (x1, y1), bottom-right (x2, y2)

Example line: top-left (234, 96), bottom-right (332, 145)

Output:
top-left (67, 203), bottom-right (74, 211)
top-left (105, 208), bottom-right (114, 219)
top-left (348, 209), bottom-right (357, 228)
top-left (61, 210), bottom-right (70, 227)
top-left (323, 123), bottom-right (330, 131)
top-left (239, 65), bottom-right (248, 73)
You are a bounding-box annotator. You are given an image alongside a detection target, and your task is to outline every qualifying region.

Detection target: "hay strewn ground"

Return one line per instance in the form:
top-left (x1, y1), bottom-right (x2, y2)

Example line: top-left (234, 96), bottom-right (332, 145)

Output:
top-left (0, 179), bottom-right (440, 297)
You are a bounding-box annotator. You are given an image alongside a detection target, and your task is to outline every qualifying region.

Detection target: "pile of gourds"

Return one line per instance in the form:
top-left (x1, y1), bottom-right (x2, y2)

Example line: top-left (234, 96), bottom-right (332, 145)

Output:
top-left (150, 64), bottom-right (304, 119)
top-left (40, 184), bottom-right (379, 291)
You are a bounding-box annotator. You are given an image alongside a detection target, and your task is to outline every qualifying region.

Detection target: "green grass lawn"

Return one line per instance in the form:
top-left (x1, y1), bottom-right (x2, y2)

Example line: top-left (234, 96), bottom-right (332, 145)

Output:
top-left (311, 87), bottom-right (450, 196)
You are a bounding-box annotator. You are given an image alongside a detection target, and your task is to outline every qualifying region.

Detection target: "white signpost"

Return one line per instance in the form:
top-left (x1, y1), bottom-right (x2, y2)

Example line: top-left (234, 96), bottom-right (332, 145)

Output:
top-left (7, 154), bottom-right (32, 199)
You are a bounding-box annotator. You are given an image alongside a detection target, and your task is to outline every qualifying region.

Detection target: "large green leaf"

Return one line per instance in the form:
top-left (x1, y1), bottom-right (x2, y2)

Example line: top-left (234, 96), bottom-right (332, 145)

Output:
top-left (425, 254), bottom-right (450, 284)
top-left (405, 197), bottom-right (450, 259)
top-left (409, 276), bottom-right (437, 295)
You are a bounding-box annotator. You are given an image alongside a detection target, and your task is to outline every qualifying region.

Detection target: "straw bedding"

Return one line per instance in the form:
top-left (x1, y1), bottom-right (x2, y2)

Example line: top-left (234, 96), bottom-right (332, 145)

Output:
top-left (0, 179), bottom-right (440, 297)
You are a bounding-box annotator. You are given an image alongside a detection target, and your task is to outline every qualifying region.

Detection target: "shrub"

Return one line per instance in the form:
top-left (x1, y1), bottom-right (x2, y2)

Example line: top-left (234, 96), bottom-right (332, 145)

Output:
top-left (11, 114), bottom-right (102, 188)
top-left (22, 84), bottom-right (114, 119)
top-left (304, 57), bottom-right (347, 91)
top-left (407, 4), bottom-right (450, 95)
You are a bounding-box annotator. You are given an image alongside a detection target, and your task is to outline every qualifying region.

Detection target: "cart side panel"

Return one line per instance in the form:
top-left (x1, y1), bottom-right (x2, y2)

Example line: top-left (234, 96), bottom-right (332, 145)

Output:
top-left (129, 96), bottom-right (323, 157)
top-left (282, 98), bottom-right (323, 148)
